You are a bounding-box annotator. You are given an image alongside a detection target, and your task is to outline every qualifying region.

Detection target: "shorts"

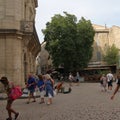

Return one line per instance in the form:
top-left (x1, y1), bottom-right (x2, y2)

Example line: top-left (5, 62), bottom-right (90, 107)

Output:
top-left (48, 93), bottom-right (52, 98)
top-left (108, 80), bottom-right (113, 87)
top-left (40, 91), bottom-right (45, 98)
top-left (28, 89), bottom-right (35, 94)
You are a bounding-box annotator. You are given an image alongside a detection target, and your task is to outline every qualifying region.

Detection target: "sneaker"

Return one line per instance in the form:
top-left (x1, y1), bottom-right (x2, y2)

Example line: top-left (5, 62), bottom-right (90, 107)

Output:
top-left (15, 113), bottom-right (19, 120)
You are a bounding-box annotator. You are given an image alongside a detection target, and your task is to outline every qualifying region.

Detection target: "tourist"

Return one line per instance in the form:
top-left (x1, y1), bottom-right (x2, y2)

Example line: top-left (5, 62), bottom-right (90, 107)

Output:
top-left (75, 72), bottom-right (80, 86)
top-left (106, 71), bottom-right (114, 90)
top-left (26, 73), bottom-right (36, 104)
top-left (0, 76), bottom-right (19, 120)
top-left (37, 74), bottom-right (45, 104)
top-left (100, 74), bottom-right (107, 92)
top-left (68, 73), bottom-right (74, 86)
top-left (44, 74), bottom-right (54, 105)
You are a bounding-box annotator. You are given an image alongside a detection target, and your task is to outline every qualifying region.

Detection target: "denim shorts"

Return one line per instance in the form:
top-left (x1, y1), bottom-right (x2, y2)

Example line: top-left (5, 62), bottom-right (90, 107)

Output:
top-left (29, 89), bottom-right (35, 94)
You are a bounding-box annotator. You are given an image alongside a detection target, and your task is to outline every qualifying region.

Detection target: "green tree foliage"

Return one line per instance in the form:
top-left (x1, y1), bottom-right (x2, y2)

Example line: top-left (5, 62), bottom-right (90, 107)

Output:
top-left (104, 44), bottom-right (119, 65)
top-left (42, 12), bottom-right (95, 72)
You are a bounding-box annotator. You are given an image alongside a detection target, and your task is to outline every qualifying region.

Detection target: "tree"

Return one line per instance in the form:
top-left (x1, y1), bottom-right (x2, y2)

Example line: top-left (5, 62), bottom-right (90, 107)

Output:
top-left (104, 44), bottom-right (119, 65)
top-left (42, 12), bottom-right (95, 73)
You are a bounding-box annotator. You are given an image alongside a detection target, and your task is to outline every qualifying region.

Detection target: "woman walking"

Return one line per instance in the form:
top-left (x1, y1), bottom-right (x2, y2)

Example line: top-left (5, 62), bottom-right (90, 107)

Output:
top-left (100, 74), bottom-right (107, 92)
top-left (44, 74), bottom-right (54, 105)
top-left (0, 76), bottom-right (19, 120)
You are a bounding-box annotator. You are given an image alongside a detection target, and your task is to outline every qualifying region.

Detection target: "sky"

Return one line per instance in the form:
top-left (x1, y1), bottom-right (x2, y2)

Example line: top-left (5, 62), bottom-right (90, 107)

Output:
top-left (35, 0), bottom-right (120, 43)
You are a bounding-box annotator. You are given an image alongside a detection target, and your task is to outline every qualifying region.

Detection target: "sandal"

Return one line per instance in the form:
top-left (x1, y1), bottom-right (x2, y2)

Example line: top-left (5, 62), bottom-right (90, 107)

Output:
top-left (15, 113), bottom-right (19, 120)
top-left (39, 101), bottom-right (45, 104)
top-left (47, 102), bottom-right (51, 105)
top-left (26, 101), bottom-right (30, 104)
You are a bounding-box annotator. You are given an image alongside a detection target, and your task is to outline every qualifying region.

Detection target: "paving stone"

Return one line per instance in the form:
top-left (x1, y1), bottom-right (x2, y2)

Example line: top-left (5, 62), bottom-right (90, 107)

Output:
top-left (0, 83), bottom-right (120, 120)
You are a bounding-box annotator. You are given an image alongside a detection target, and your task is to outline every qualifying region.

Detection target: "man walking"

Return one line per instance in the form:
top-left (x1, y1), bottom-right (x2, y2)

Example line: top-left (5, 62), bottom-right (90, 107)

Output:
top-left (106, 71), bottom-right (114, 90)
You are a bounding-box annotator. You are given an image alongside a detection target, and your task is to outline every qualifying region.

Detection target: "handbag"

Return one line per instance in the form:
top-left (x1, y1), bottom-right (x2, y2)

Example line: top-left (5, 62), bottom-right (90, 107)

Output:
top-left (9, 86), bottom-right (22, 100)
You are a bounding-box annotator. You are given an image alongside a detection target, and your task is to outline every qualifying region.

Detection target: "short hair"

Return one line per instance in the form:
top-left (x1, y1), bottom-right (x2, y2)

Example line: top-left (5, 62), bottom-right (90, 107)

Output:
top-left (38, 74), bottom-right (43, 80)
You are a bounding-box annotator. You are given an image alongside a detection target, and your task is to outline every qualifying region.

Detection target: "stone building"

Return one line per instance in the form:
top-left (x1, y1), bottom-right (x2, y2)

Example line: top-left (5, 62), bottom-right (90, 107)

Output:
top-left (37, 24), bottom-right (120, 73)
top-left (36, 42), bottom-right (52, 74)
top-left (0, 0), bottom-right (41, 87)
top-left (91, 24), bottom-right (120, 70)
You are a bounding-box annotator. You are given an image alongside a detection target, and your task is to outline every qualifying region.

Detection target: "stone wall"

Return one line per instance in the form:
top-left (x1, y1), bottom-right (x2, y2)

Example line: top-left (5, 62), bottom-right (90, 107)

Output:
top-left (0, 33), bottom-right (24, 86)
top-left (0, 0), bottom-right (40, 87)
top-left (109, 26), bottom-right (120, 48)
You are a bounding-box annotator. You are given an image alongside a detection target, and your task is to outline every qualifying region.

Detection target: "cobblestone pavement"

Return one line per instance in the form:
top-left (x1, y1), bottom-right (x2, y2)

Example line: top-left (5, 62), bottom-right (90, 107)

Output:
top-left (1, 83), bottom-right (120, 120)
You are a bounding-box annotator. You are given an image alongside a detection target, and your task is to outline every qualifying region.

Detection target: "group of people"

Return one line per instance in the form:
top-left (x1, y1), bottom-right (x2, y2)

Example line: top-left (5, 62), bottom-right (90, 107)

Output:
top-left (0, 72), bottom-right (73, 120)
top-left (68, 72), bottom-right (80, 86)
top-left (2, 71), bottom-right (120, 120)
top-left (0, 73), bottom-right (56, 120)
top-left (26, 73), bottom-right (55, 105)
top-left (100, 71), bottom-right (120, 100)
top-left (100, 71), bottom-right (114, 92)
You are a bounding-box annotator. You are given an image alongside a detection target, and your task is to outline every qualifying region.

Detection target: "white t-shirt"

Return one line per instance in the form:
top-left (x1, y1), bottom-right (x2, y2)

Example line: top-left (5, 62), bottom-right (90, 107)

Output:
top-left (106, 73), bottom-right (113, 82)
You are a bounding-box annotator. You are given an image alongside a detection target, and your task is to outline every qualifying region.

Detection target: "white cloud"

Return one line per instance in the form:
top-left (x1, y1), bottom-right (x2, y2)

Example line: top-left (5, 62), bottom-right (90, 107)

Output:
top-left (35, 0), bottom-right (120, 43)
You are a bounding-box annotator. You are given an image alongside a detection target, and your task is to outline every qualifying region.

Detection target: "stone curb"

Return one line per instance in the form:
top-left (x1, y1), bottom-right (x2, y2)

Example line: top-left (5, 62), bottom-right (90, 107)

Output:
top-left (0, 94), bottom-right (40, 100)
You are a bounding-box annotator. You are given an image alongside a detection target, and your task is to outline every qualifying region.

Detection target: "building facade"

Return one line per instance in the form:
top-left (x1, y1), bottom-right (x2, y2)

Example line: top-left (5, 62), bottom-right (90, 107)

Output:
top-left (36, 42), bottom-right (52, 74)
top-left (0, 0), bottom-right (40, 87)
top-left (91, 24), bottom-right (120, 69)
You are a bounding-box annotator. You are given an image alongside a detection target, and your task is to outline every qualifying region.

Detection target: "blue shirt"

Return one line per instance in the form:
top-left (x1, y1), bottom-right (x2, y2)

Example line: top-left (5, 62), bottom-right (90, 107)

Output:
top-left (37, 80), bottom-right (44, 91)
top-left (27, 77), bottom-right (36, 90)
